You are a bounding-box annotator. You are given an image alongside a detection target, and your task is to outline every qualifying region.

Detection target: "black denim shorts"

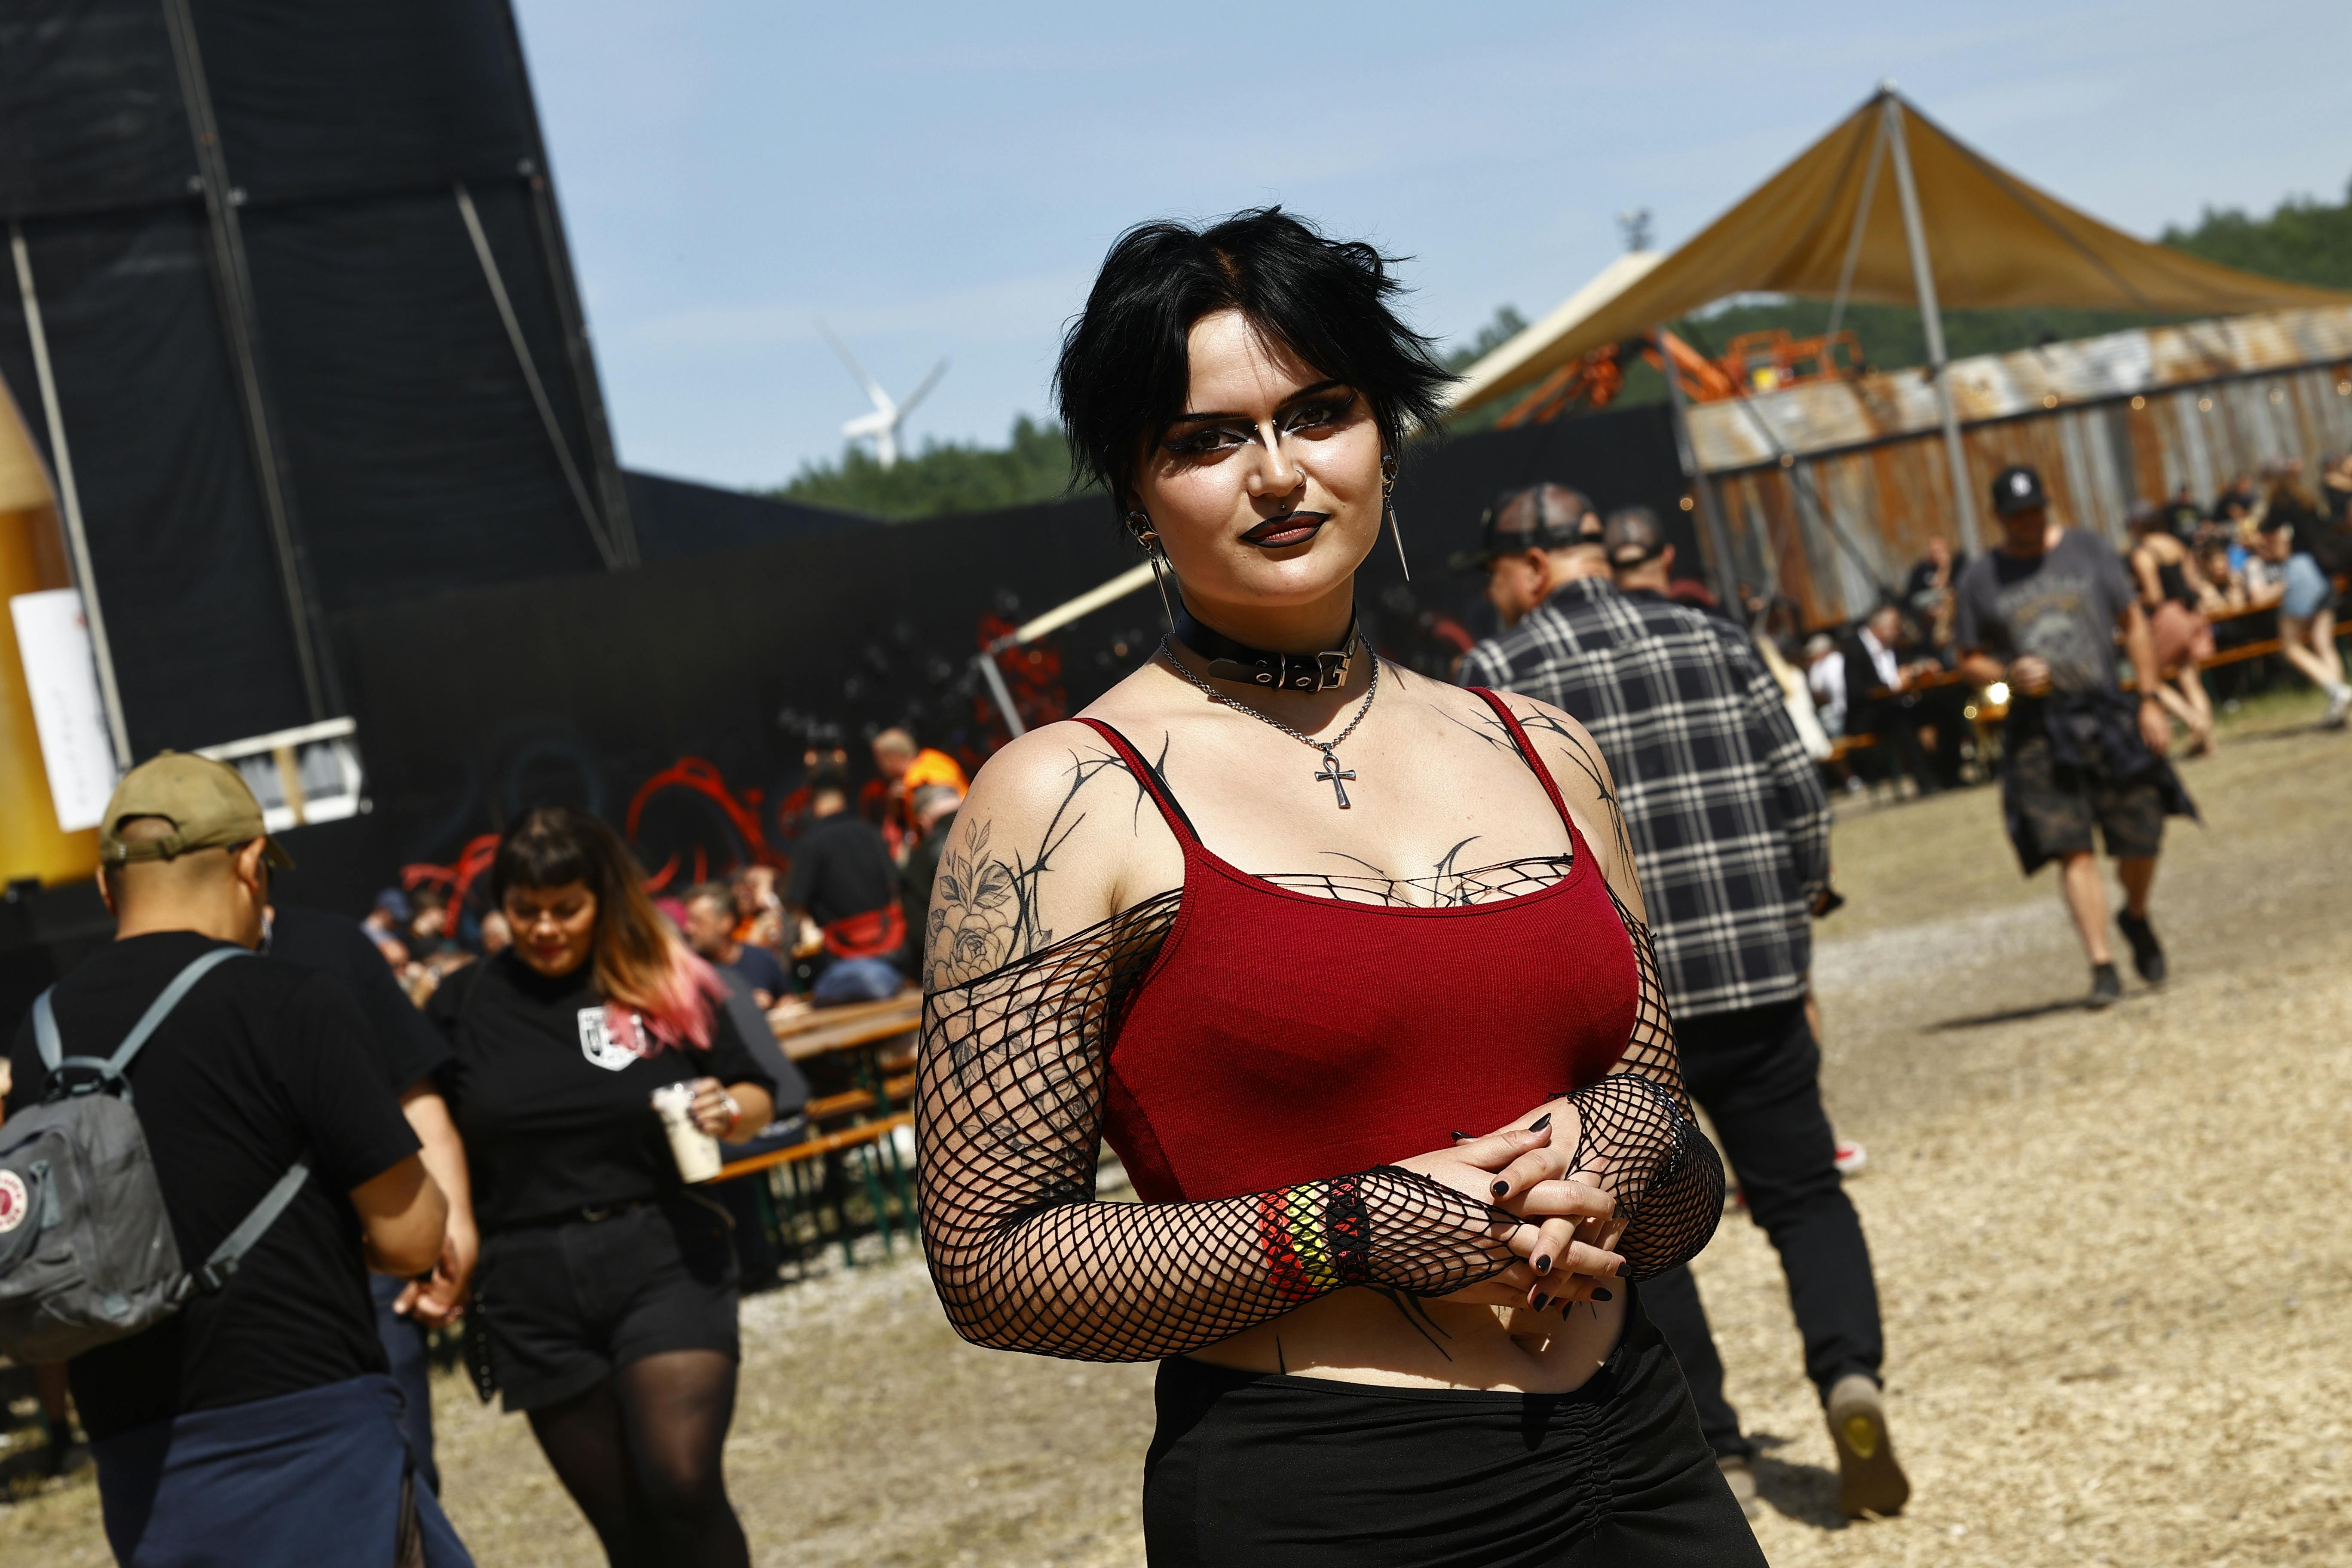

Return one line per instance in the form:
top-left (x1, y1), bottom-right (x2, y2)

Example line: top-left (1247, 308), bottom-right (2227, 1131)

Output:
top-left (476, 1195), bottom-right (739, 1412)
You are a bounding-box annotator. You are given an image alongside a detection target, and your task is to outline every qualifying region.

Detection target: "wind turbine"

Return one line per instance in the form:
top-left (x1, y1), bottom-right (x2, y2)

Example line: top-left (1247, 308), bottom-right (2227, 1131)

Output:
top-left (819, 320), bottom-right (946, 470)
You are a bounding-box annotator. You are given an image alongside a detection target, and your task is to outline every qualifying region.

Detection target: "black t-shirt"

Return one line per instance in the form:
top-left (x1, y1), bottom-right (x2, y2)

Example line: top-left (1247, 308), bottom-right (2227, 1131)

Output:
top-left (722, 944), bottom-right (788, 1002)
top-left (428, 953), bottom-right (775, 1231)
top-left (4, 932), bottom-right (420, 1440)
top-left (265, 904), bottom-right (449, 1093)
top-left (786, 812), bottom-right (898, 928)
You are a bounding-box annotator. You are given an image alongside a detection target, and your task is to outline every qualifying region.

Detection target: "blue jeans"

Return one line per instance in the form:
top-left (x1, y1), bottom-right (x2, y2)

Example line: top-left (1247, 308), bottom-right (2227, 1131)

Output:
top-left (371, 1271), bottom-right (438, 1495)
top-left (812, 956), bottom-right (903, 1004)
top-left (94, 1373), bottom-right (472, 1567)
top-left (2282, 551), bottom-right (2337, 622)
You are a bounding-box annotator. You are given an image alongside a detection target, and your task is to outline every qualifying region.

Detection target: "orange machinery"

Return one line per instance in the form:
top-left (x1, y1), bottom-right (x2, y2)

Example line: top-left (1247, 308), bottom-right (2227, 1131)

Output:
top-left (1496, 327), bottom-right (1863, 428)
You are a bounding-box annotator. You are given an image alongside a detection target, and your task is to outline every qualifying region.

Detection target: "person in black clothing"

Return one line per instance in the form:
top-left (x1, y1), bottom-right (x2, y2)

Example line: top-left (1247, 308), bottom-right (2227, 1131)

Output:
top-left (785, 771), bottom-right (907, 1004)
top-left (679, 883), bottom-right (789, 1007)
top-left (1956, 465), bottom-right (2194, 1007)
top-left (264, 901), bottom-right (478, 1496)
top-left (1841, 602), bottom-right (1944, 794)
top-left (896, 782), bottom-right (964, 957)
top-left (430, 807), bottom-right (775, 1568)
top-left (4, 754), bottom-right (457, 1565)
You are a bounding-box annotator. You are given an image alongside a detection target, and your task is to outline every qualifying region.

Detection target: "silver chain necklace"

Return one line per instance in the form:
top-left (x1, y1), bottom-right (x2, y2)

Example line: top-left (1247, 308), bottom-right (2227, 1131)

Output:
top-left (1158, 635), bottom-right (1380, 808)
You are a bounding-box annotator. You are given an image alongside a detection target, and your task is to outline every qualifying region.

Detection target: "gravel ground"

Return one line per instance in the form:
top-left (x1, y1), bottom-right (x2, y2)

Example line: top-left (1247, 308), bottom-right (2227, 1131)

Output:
top-left (5, 692), bottom-right (2346, 1566)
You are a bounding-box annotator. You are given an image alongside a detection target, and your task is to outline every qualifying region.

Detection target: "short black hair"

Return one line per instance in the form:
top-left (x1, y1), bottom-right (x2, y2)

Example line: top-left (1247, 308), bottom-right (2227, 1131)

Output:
top-left (1054, 207), bottom-right (1453, 517)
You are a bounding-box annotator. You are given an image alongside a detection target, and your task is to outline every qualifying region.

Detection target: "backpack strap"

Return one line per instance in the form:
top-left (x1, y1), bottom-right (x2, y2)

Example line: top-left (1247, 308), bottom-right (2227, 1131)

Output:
top-left (178, 1160), bottom-right (313, 1298)
top-left (35, 946), bottom-right (255, 1101)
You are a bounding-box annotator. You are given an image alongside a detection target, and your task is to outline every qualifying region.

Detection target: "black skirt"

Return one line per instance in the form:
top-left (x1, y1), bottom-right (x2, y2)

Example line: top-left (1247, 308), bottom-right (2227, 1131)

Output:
top-left (1143, 1288), bottom-right (1764, 1568)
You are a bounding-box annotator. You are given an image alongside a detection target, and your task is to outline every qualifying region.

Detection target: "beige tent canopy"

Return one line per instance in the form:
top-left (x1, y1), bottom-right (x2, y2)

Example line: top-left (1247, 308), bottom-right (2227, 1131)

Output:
top-left (1451, 85), bottom-right (2352, 559)
top-left (1451, 86), bottom-right (2351, 418)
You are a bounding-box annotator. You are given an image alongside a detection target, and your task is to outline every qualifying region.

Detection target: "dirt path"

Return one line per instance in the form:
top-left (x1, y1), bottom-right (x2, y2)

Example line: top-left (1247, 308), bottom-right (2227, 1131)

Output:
top-left (6, 696), bottom-right (2346, 1566)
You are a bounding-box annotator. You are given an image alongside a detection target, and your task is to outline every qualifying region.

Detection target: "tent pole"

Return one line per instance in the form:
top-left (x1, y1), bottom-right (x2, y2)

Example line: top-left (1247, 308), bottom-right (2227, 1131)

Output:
top-left (11, 225), bottom-right (131, 769)
top-left (1656, 331), bottom-right (1743, 610)
top-left (456, 182), bottom-right (624, 570)
top-left (160, 0), bottom-right (338, 721)
top-left (974, 652), bottom-right (1026, 741)
top-left (1825, 113), bottom-right (1888, 344)
top-left (1882, 92), bottom-right (1981, 555)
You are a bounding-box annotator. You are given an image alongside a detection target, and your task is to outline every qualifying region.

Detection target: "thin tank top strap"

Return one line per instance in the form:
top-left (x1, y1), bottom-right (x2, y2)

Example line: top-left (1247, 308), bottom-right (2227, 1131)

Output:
top-left (1072, 717), bottom-right (1203, 847)
top-left (1467, 687), bottom-right (1582, 838)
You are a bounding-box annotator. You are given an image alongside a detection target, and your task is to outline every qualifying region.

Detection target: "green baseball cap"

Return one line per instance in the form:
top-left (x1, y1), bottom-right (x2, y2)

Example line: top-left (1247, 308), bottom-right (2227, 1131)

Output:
top-left (98, 752), bottom-right (295, 870)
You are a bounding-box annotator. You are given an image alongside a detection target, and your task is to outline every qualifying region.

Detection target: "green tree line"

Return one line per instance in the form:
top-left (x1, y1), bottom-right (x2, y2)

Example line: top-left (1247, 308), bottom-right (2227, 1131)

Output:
top-left (772, 180), bottom-right (2352, 515)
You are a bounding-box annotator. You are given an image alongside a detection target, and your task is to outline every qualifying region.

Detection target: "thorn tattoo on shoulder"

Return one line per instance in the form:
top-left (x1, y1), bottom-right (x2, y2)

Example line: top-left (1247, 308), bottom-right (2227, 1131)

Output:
top-left (925, 741), bottom-right (1152, 991)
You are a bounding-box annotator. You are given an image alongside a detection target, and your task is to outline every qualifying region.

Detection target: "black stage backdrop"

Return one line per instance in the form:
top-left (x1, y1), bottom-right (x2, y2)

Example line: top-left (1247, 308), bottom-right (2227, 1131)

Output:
top-left (0, 0), bottom-right (622, 753)
top-left (324, 407), bottom-right (1689, 902)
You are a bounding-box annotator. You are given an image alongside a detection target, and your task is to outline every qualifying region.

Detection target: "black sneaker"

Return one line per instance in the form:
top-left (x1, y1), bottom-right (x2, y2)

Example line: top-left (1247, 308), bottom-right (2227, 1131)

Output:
top-left (2116, 911), bottom-right (2167, 983)
top-left (2087, 962), bottom-right (2122, 1009)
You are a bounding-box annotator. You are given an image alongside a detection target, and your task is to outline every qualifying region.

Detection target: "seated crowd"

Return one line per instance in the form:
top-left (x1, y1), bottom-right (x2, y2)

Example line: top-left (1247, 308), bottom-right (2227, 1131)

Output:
top-left (359, 727), bottom-right (971, 1017)
top-left (1798, 453), bottom-right (2352, 790)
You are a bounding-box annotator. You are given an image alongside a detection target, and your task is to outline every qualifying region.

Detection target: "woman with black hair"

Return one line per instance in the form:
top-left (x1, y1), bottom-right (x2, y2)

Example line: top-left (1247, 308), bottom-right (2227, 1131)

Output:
top-left (916, 208), bottom-right (1758, 1564)
top-left (429, 807), bottom-right (775, 1568)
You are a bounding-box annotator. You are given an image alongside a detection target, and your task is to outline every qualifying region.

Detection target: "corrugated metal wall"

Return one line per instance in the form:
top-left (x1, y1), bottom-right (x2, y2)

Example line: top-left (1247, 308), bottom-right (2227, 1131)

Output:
top-left (1710, 364), bottom-right (2352, 628)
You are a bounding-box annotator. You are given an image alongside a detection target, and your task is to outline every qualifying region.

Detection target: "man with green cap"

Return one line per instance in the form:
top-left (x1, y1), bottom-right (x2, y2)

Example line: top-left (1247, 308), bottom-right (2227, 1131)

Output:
top-left (4, 753), bottom-right (472, 1565)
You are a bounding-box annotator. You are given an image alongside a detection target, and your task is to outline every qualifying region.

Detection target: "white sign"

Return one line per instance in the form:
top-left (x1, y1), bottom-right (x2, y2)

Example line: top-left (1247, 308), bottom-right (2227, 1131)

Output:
top-left (10, 588), bottom-right (118, 832)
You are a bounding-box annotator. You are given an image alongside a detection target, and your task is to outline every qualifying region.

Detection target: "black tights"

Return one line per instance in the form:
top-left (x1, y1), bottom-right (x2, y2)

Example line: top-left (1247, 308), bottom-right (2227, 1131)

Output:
top-left (527, 1349), bottom-right (750, 1568)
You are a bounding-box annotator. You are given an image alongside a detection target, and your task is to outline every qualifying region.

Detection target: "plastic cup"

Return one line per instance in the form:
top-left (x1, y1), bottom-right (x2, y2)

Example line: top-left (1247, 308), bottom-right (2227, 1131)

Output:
top-left (650, 1081), bottom-right (721, 1183)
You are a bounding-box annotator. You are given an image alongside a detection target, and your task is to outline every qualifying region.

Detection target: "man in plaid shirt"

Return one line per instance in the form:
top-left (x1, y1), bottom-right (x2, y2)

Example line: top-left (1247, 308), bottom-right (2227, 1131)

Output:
top-left (1459, 496), bottom-right (1906, 1521)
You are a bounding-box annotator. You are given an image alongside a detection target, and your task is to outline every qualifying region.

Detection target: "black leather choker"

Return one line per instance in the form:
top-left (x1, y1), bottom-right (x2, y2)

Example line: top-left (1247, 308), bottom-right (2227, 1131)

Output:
top-left (1171, 604), bottom-right (1359, 692)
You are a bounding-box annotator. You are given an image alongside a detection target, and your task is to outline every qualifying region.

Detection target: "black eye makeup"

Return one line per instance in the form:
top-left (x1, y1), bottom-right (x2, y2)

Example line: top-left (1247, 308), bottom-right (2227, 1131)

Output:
top-left (1159, 385), bottom-right (1360, 457)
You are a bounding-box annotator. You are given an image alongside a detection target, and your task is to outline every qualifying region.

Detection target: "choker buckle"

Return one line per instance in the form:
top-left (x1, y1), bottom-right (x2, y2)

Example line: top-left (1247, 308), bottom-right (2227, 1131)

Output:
top-left (1204, 646), bottom-right (1354, 692)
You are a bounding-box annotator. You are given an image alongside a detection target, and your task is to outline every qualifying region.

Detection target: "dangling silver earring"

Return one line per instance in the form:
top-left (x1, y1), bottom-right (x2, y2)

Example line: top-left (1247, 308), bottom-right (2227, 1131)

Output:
top-left (1381, 454), bottom-right (1410, 582)
top-left (1129, 510), bottom-right (1176, 628)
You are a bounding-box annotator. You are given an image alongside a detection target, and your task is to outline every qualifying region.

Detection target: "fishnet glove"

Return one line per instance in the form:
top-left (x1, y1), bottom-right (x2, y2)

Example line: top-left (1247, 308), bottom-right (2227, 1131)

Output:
top-left (916, 894), bottom-right (1521, 1362)
top-left (1558, 889), bottom-right (1725, 1279)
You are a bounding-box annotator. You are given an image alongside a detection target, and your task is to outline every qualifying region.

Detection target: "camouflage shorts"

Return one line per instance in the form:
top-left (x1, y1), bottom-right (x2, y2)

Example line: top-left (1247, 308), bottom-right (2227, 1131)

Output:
top-left (2007, 732), bottom-right (2164, 863)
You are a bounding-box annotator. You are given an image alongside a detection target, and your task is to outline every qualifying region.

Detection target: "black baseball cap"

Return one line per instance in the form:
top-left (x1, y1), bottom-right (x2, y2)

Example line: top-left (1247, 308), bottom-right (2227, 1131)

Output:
top-left (1603, 506), bottom-right (1667, 568)
top-left (1990, 464), bottom-right (2048, 517)
top-left (1449, 484), bottom-right (1602, 571)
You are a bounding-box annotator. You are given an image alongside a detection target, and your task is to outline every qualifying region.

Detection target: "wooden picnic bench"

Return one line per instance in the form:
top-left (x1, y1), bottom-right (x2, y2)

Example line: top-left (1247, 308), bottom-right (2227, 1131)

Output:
top-left (714, 989), bottom-right (924, 1269)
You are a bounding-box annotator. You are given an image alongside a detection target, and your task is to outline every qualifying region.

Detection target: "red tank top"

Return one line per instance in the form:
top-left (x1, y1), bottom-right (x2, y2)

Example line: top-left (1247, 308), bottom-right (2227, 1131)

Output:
top-left (1076, 689), bottom-right (1639, 1205)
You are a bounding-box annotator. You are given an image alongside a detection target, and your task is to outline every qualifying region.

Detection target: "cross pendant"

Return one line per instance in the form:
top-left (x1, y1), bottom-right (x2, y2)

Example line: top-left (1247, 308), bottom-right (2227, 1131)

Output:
top-left (1313, 747), bottom-right (1356, 809)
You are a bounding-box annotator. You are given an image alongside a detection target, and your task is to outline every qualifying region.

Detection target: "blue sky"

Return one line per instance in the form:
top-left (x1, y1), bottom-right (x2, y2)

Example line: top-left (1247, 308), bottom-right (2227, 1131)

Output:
top-left (510, 0), bottom-right (2352, 491)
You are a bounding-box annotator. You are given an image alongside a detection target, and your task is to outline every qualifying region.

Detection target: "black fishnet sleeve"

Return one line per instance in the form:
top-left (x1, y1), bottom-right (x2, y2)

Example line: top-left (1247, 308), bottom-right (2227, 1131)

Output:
top-left (916, 894), bottom-right (1522, 1362)
top-left (1557, 888), bottom-right (1726, 1280)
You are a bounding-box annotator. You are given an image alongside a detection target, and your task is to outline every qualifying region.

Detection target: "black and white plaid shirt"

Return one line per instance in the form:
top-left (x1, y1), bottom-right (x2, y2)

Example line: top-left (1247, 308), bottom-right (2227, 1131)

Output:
top-left (1459, 577), bottom-right (1831, 1019)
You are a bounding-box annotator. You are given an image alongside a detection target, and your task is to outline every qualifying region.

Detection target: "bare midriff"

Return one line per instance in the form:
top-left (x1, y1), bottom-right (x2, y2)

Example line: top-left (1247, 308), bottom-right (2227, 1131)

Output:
top-left (1188, 1289), bottom-right (1627, 1394)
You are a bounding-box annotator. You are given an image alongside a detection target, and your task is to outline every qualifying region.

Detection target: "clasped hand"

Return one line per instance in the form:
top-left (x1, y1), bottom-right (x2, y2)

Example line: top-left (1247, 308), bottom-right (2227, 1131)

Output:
top-left (1393, 1104), bottom-right (1625, 1315)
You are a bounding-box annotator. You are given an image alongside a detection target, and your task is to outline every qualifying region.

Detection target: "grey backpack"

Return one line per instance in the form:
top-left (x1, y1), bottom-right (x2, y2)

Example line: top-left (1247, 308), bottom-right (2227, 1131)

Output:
top-left (0, 948), bottom-right (311, 1362)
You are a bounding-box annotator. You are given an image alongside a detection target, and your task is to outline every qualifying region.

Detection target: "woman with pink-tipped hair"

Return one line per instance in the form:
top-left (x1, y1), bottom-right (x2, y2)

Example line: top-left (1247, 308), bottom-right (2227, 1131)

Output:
top-left (428, 806), bottom-right (775, 1568)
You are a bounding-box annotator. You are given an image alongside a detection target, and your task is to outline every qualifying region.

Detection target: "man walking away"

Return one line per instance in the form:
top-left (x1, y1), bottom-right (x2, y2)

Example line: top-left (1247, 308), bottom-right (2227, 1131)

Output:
top-left (1955, 465), bottom-right (2196, 1006)
top-left (3, 754), bottom-right (466, 1565)
top-left (787, 772), bottom-right (909, 1004)
top-left (264, 901), bottom-right (476, 1499)
top-left (1461, 508), bottom-right (1906, 1522)
top-left (1446, 482), bottom-right (1607, 631)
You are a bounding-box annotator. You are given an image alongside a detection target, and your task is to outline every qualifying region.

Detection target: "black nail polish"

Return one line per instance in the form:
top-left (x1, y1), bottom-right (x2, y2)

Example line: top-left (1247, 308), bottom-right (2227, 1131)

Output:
top-left (1528, 1112), bottom-right (1553, 1133)
top-left (1532, 1294), bottom-right (1550, 1311)
top-left (1592, 1287), bottom-right (1614, 1302)
top-left (1451, 1130), bottom-right (1472, 1141)
top-left (1534, 1255), bottom-right (1551, 1274)
top-left (1491, 1179), bottom-right (1510, 1197)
